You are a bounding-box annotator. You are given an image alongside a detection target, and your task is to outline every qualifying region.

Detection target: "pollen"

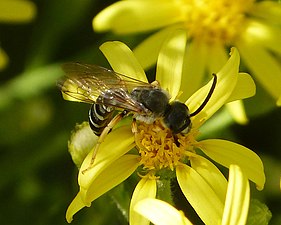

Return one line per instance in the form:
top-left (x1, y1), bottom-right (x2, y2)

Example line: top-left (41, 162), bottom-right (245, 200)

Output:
top-left (181, 0), bottom-right (254, 44)
top-left (135, 120), bottom-right (197, 172)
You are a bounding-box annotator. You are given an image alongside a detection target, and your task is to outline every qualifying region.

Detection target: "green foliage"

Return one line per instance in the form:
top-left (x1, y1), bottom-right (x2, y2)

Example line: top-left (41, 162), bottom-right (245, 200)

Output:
top-left (247, 199), bottom-right (272, 225)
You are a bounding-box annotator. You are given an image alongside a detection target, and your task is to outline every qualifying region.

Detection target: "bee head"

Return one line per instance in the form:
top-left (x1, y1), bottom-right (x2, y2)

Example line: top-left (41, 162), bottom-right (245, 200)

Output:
top-left (163, 101), bottom-right (191, 134)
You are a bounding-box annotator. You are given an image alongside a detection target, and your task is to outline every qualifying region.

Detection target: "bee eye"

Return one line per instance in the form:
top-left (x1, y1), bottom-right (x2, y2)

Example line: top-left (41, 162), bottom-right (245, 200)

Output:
top-left (164, 101), bottom-right (191, 134)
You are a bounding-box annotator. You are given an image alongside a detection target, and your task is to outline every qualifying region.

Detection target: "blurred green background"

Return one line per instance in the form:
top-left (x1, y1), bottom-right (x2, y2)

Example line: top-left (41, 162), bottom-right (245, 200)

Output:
top-left (0, 0), bottom-right (280, 224)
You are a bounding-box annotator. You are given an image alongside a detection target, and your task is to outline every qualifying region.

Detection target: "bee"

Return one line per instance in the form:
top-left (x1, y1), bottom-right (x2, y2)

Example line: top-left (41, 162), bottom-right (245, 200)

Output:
top-left (58, 62), bottom-right (217, 173)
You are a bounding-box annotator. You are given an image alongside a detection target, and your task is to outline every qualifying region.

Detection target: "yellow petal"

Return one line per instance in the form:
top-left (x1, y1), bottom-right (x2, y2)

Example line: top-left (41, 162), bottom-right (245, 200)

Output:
top-left (277, 95), bottom-right (281, 106)
top-left (93, 0), bottom-right (183, 34)
top-left (237, 35), bottom-right (281, 101)
top-left (0, 0), bottom-right (36, 23)
top-left (225, 101), bottom-right (248, 125)
top-left (263, 26), bottom-right (281, 55)
top-left (66, 192), bottom-right (86, 223)
top-left (250, 1), bottom-right (281, 25)
top-left (225, 72), bottom-right (256, 124)
top-left (134, 25), bottom-right (184, 70)
top-left (100, 41), bottom-right (147, 82)
top-left (243, 20), bottom-right (281, 55)
top-left (66, 154), bottom-right (139, 223)
top-left (180, 40), bottom-right (208, 100)
top-left (186, 48), bottom-right (240, 126)
top-left (78, 126), bottom-right (135, 191)
top-left (199, 139), bottom-right (265, 190)
top-left (156, 29), bottom-right (187, 100)
top-left (206, 43), bottom-right (228, 73)
top-left (84, 154), bottom-right (139, 205)
top-left (176, 164), bottom-right (224, 225)
top-left (227, 73), bottom-right (256, 102)
top-left (134, 198), bottom-right (193, 225)
top-left (130, 177), bottom-right (157, 225)
top-left (190, 155), bottom-right (227, 203)
top-left (0, 48), bottom-right (8, 70)
top-left (222, 165), bottom-right (250, 225)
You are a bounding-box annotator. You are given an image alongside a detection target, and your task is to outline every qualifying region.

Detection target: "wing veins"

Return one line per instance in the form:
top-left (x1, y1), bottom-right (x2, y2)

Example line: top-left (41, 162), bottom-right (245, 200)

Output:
top-left (58, 62), bottom-right (152, 113)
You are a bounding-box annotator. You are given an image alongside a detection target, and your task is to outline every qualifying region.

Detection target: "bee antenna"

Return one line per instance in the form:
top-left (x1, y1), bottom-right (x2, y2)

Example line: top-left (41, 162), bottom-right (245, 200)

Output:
top-left (190, 73), bottom-right (217, 117)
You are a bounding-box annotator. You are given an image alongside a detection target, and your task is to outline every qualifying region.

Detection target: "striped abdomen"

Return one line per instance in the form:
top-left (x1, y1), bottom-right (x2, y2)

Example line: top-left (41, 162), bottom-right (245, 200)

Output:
top-left (88, 102), bottom-right (114, 136)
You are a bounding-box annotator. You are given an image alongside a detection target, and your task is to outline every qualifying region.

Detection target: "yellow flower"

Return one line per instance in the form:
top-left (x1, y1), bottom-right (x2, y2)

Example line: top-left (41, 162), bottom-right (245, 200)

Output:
top-left (134, 165), bottom-right (250, 225)
top-left (0, 0), bottom-right (36, 70)
top-left (63, 36), bottom-right (264, 225)
top-left (93, 0), bottom-right (281, 107)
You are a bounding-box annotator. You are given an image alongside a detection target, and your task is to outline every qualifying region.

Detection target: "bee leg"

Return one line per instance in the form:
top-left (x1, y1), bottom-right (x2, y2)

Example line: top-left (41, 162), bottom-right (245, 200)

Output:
top-left (82, 110), bottom-right (128, 174)
top-left (131, 118), bottom-right (138, 134)
top-left (173, 134), bottom-right (180, 147)
top-left (132, 118), bottom-right (142, 148)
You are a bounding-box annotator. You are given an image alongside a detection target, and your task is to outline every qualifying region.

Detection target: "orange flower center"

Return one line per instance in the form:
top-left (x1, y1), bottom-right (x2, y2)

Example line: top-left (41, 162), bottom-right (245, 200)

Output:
top-left (135, 120), bottom-right (198, 172)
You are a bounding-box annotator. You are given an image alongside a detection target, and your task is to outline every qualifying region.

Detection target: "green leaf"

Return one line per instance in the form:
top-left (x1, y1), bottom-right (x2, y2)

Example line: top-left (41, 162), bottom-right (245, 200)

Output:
top-left (246, 199), bottom-right (272, 225)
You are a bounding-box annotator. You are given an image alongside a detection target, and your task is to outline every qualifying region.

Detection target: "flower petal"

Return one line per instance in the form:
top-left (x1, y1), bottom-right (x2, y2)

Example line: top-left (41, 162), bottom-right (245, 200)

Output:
top-left (206, 43), bottom-right (228, 73)
top-left (198, 139), bottom-right (265, 190)
top-left (84, 154), bottom-right (139, 205)
top-left (242, 20), bottom-right (281, 55)
top-left (176, 164), bottom-right (224, 225)
top-left (100, 41), bottom-right (147, 82)
top-left (249, 1), bottom-right (281, 25)
top-left (78, 125), bottom-right (135, 191)
top-left (93, 0), bottom-right (183, 34)
top-left (0, 0), bottom-right (36, 23)
top-left (134, 25), bottom-right (184, 69)
top-left (227, 73), bottom-right (256, 102)
top-left (205, 45), bottom-right (250, 125)
top-left (180, 40), bottom-right (208, 100)
top-left (156, 29), bottom-right (187, 100)
top-left (66, 154), bottom-right (139, 223)
top-left (225, 101), bottom-right (248, 125)
top-left (130, 177), bottom-right (157, 225)
top-left (134, 198), bottom-right (192, 225)
top-left (0, 48), bottom-right (8, 70)
top-left (66, 192), bottom-right (86, 223)
top-left (186, 48), bottom-right (240, 126)
top-left (277, 95), bottom-right (281, 106)
top-left (237, 35), bottom-right (281, 102)
top-left (222, 165), bottom-right (250, 225)
top-left (225, 72), bottom-right (256, 125)
top-left (190, 155), bottom-right (227, 203)
top-left (226, 73), bottom-right (256, 124)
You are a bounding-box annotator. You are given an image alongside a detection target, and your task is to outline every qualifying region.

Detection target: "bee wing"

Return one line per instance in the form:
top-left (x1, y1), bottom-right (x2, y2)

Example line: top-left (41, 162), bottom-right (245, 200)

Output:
top-left (57, 62), bottom-right (152, 113)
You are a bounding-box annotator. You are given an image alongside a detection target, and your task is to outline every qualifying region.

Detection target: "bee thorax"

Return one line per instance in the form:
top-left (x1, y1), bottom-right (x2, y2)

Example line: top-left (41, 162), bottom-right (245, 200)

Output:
top-left (131, 88), bottom-right (169, 116)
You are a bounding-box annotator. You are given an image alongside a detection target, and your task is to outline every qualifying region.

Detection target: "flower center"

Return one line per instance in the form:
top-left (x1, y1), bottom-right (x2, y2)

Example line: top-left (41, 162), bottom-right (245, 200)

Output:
top-left (181, 0), bottom-right (254, 44)
top-left (135, 120), bottom-right (197, 172)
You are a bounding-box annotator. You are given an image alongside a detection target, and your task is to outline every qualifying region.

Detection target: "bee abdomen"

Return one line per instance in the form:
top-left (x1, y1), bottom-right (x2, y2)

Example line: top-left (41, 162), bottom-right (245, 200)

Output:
top-left (89, 103), bottom-right (114, 136)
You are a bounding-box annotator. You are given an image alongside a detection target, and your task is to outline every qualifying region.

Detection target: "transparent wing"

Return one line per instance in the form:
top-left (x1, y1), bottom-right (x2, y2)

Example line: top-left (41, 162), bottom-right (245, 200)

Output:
top-left (57, 62), bottom-right (152, 113)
